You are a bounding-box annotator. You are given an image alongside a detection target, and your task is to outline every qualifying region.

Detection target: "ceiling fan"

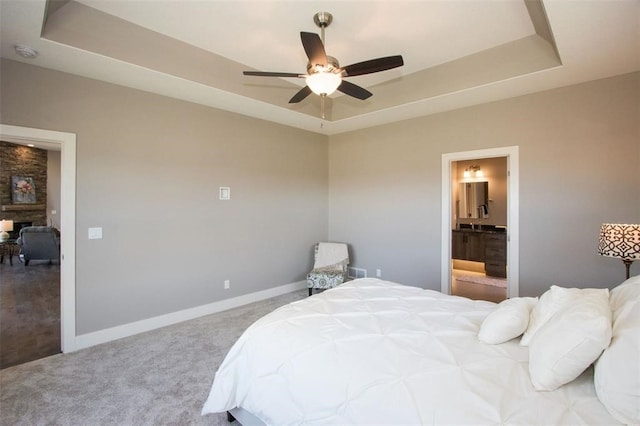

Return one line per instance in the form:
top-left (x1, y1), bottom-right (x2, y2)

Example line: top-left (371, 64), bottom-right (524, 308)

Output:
top-left (242, 12), bottom-right (404, 119)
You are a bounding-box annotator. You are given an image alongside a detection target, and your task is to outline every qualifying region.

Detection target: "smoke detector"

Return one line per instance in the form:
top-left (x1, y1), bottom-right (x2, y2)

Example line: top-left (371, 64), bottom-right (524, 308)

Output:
top-left (14, 45), bottom-right (38, 59)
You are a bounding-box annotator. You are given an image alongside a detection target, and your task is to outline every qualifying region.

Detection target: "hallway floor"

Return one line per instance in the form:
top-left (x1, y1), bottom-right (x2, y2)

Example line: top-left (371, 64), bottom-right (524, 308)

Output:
top-left (0, 259), bottom-right (60, 369)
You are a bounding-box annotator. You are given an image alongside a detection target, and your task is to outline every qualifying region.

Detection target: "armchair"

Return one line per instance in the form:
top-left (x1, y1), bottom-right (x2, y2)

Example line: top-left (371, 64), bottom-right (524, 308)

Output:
top-left (307, 242), bottom-right (349, 296)
top-left (16, 226), bottom-right (60, 265)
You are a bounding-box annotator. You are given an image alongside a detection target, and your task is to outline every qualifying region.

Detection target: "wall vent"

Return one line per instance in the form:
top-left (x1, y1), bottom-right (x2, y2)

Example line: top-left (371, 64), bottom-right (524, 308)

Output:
top-left (347, 267), bottom-right (367, 279)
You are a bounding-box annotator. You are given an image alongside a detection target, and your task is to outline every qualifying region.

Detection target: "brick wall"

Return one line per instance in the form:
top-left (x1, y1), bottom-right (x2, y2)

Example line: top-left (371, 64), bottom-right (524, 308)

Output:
top-left (0, 141), bottom-right (47, 225)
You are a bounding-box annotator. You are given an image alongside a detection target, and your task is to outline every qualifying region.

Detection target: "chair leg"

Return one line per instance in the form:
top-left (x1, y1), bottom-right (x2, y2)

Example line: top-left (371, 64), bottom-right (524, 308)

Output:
top-left (308, 288), bottom-right (313, 296)
top-left (24, 259), bottom-right (29, 266)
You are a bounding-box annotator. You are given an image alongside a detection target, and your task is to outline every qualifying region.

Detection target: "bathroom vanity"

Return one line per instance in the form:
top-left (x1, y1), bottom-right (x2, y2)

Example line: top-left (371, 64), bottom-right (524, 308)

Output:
top-left (452, 226), bottom-right (507, 278)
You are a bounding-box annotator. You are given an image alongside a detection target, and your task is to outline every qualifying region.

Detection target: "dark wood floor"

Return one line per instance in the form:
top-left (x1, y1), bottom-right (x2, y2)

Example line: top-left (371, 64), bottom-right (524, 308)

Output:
top-left (0, 257), bottom-right (61, 369)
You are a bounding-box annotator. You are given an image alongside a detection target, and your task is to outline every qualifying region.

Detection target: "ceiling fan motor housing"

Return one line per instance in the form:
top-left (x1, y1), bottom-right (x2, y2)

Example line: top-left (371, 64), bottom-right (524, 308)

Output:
top-left (307, 56), bottom-right (340, 76)
top-left (313, 12), bottom-right (333, 28)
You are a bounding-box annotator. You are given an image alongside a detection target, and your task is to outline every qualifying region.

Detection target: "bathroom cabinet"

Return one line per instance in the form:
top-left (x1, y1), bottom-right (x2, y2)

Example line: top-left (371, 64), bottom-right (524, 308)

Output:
top-left (452, 229), bottom-right (507, 278)
top-left (484, 233), bottom-right (507, 278)
top-left (451, 230), bottom-right (485, 262)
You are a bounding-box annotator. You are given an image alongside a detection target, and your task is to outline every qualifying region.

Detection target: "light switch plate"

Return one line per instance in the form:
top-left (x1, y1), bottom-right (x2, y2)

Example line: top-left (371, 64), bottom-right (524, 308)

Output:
top-left (88, 227), bottom-right (103, 239)
top-left (219, 187), bottom-right (230, 200)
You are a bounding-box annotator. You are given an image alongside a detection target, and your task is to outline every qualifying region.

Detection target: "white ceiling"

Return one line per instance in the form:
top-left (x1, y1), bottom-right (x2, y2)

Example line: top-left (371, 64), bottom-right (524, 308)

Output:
top-left (76, 0), bottom-right (536, 87)
top-left (1, 0), bottom-right (638, 135)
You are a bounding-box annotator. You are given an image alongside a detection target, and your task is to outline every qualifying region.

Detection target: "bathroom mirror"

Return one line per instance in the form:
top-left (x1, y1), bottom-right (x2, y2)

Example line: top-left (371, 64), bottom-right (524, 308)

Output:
top-left (458, 181), bottom-right (488, 219)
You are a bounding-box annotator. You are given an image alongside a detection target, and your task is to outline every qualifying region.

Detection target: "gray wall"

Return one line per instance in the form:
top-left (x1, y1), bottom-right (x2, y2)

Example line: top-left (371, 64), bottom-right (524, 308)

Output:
top-left (1, 59), bottom-right (328, 334)
top-left (328, 72), bottom-right (640, 296)
top-left (2, 57), bottom-right (638, 335)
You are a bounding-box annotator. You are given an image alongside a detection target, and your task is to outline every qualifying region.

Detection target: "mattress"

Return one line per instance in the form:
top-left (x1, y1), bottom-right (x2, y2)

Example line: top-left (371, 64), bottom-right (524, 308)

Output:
top-left (202, 278), bottom-right (618, 425)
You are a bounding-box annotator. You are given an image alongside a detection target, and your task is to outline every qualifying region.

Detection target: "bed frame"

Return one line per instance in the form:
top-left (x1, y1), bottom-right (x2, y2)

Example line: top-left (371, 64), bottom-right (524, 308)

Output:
top-left (227, 408), bottom-right (266, 426)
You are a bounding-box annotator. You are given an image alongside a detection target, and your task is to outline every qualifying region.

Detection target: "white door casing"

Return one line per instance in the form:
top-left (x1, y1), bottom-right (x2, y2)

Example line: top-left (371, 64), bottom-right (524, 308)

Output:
top-left (441, 146), bottom-right (519, 298)
top-left (0, 124), bottom-right (77, 352)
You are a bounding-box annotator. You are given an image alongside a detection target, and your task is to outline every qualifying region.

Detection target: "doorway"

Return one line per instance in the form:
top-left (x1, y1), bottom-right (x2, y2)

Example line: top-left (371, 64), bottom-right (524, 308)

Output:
top-left (441, 146), bottom-right (519, 300)
top-left (0, 142), bottom-right (61, 368)
top-left (0, 124), bottom-right (77, 352)
top-left (451, 157), bottom-right (507, 302)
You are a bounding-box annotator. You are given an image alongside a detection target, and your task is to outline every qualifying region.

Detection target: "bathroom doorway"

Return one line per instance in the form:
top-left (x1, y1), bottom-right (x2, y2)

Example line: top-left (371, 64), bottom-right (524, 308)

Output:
top-left (441, 147), bottom-right (519, 301)
top-left (451, 157), bottom-right (507, 302)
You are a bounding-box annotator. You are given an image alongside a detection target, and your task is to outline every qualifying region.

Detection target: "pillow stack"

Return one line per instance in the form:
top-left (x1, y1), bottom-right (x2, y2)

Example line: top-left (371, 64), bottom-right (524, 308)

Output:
top-left (594, 275), bottom-right (640, 425)
top-left (479, 279), bottom-right (639, 423)
top-left (525, 286), bottom-right (612, 391)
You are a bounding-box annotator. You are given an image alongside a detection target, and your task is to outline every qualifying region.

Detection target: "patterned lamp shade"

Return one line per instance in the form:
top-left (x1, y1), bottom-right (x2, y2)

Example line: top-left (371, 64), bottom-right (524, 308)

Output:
top-left (598, 224), bottom-right (640, 260)
top-left (598, 223), bottom-right (640, 279)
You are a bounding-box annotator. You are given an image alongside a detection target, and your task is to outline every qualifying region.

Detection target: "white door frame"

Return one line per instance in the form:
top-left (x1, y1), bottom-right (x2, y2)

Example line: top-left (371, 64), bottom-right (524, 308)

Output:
top-left (0, 124), bottom-right (77, 352)
top-left (441, 146), bottom-right (519, 298)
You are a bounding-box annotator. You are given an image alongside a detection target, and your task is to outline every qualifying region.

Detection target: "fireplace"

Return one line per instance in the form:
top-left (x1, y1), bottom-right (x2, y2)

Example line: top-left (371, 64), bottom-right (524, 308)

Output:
top-left (9, 221), bottom-right (33, 240)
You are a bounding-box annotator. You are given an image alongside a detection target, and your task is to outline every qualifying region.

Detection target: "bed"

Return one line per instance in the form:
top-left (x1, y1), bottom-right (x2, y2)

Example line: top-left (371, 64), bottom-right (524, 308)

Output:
top-left (202, 277), bottom-right (639, 425)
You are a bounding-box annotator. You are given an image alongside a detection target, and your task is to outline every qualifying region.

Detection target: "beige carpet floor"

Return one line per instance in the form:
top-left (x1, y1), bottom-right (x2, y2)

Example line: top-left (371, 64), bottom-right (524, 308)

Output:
top-left (0, 289), bottom-right (307, 425)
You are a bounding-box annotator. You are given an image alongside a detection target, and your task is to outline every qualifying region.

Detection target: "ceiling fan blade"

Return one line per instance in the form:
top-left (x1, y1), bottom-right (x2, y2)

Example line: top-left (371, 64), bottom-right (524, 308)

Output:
top-left (243, 71), bottom-right (304, 78)
top-left (342, 55), bottom-right (404, 77)
top-left (289, 86), bottom-right (312, 103)
top-left (338, 80), bottom-right (372, 100)
top-left (300, 32), bottom-right (327, 67)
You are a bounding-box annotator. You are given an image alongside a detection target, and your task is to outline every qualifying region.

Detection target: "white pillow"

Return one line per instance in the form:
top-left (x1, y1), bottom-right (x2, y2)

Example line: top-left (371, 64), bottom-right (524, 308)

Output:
top-left (594, 286), bottom-right (640, 424)
top-left (529, 287), bottom-right (611, 391)
top-left (478, 297), bottom-right (538, 344)
top-left (521, 285), bottom-right (607, 346)
top-left (609, 275), bottom-right (640, 316)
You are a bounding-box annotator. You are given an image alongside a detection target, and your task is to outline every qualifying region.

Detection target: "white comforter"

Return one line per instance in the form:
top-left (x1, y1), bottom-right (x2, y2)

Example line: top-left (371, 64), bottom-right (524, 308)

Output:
top-left (202, 278), bottom-right (618, 425)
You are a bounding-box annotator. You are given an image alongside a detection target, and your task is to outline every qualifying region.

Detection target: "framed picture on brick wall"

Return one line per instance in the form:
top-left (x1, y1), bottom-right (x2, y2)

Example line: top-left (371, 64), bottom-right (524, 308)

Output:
top-left (11, 176), bottom-right (36, 204)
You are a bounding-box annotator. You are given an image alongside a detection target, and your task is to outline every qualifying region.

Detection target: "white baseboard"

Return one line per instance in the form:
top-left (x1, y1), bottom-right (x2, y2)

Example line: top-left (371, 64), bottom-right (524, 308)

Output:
top-left (74, 280), bottom-right (307, 351)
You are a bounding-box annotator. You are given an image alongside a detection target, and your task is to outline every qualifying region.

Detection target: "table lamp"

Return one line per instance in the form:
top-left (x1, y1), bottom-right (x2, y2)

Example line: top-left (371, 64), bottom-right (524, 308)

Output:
top-left (0, 219), bottom-right (14, 242)
top-left (598, 223), bottom-right (640, 279)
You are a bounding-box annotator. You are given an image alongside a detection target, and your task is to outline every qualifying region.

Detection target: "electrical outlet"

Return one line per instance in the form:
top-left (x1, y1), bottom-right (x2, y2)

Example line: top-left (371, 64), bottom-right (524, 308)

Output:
top-left (224, 279), bottom-right (230, 289)
top-left (376, 269), bottom-right (382, 278)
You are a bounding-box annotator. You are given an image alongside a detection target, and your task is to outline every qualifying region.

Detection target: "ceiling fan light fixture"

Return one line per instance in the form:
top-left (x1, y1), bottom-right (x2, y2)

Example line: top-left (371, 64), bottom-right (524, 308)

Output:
top-left (306, 72), bottom-right (341, 96)
top-left (241, 11), bottom-right (404, 115)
